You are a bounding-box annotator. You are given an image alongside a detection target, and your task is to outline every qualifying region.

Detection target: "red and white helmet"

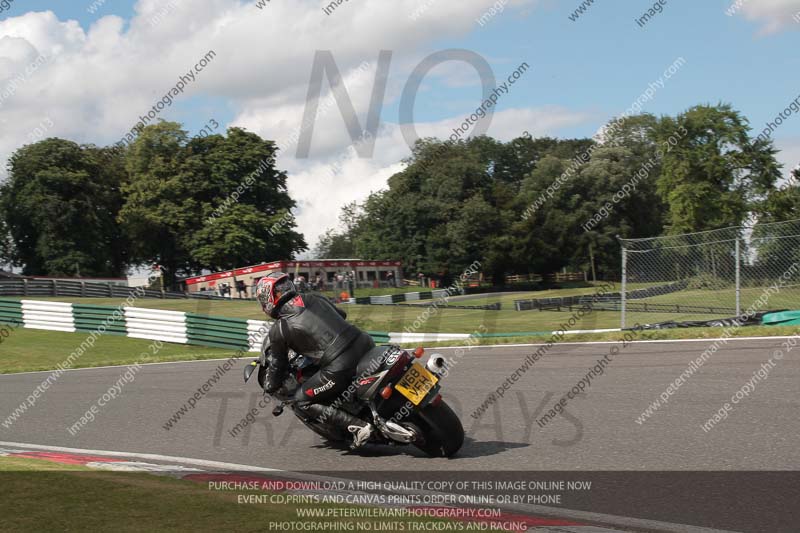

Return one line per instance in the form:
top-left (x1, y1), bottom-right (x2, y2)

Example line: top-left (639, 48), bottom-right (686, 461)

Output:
top-left (255, 272), bottom-right (294, 315)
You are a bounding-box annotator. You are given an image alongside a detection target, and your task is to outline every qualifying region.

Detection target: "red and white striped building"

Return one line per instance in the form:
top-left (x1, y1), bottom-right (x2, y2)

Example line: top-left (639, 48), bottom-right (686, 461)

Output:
top-left (183, 259), bottom-right (402, 297)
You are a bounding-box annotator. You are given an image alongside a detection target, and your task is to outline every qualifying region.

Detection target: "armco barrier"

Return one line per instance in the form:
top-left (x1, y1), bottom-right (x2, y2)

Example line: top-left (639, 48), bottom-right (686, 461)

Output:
top-left (365, 289), bottom-right (450, 306)
top-left (21, 300), bottom-right (75, 333)
top-left (73, 303), bottom-right (127, 336)
top-left (0, 298), bottom-right (665, 350)
top-left (351, 289), bottom-right (501, 310)
top-left (0, 298), bottom-right (392, 352)
top-left (0, 299), bottom-right (23, 326)
top-left (0, 279), bottom-right (187, 299)
top-left (513, 281), bottom-right (688, 311)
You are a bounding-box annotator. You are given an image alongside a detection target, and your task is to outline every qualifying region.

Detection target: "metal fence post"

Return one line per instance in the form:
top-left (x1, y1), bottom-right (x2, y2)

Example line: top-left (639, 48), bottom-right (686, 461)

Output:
top-left (621, 245), bottom-right (627, 330)
top-left (735, 237), bottom-right (741, 318)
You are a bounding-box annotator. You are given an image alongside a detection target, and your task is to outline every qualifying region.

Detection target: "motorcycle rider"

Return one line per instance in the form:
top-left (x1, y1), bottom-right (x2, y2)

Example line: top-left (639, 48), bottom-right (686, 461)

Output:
top-left (256, 272), bottom-right (376, 448)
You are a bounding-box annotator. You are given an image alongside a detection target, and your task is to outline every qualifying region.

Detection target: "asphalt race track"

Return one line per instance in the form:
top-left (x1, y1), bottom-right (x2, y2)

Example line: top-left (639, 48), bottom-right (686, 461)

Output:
top-left (2, 337), bottom-right (799, 531)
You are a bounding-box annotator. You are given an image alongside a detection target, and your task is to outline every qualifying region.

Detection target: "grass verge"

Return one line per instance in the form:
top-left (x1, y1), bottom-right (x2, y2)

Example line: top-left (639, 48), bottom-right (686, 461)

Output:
top-left (0, 456), bottom-right (501, 533)
top-left (3, 319), bottom-right (799, 375)
top-left (407, 324), bottom-right (800, 349)
top-left (0, 328), bottom-right (237, 374)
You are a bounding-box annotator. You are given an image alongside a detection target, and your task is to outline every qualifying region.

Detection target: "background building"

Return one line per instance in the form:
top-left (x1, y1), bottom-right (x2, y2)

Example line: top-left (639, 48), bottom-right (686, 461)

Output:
top-left (184, 259), bottom-right (402, 297)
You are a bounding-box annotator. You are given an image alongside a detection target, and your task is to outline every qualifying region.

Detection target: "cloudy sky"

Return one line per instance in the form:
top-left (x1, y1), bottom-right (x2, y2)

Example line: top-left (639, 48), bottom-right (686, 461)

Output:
top-left (1, 0), bottom-right (800, 254)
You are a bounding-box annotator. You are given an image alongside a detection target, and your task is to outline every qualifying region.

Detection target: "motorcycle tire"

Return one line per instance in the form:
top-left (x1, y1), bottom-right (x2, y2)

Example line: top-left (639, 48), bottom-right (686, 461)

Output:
top-left (411, 400), bottom-right (464, 458)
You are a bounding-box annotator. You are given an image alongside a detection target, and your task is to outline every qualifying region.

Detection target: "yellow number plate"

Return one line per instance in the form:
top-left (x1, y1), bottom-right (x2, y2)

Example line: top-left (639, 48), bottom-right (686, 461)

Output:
top-left (395, 363), bottom-right (439, 405)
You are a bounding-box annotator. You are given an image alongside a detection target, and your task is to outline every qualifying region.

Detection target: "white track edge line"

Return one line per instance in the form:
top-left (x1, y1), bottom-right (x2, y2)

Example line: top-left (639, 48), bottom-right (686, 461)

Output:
top-left (1, 334), bottom-right (797, 377)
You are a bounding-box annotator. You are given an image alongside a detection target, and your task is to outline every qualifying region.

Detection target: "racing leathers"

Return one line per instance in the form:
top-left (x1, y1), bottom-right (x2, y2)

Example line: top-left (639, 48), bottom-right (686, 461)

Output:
top-left (264, 291), bottom-right (375, 445)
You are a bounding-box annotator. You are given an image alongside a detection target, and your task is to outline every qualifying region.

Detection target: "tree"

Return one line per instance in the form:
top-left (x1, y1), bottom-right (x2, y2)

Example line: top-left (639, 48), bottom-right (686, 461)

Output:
top-left (0, 217), bottom-right (14, 269)
top-left (755, 166), bottom-right (800, 223)
top-left (117, 122), bottom-right (193, 288)
top-left (118, 122), bottom-right (306, 288)
top-left (656, 104), bottom-right (781, 234)
top-left (314, 228), bottom-right (355, 258)
top-left (576, 115), bottom-right (667, 277)
top-left (351, 137), bottom-right (509, 282)
top-left (0, 138), bottom-right (129, 276)
top-left (314, 202), bottom-right (360, 258)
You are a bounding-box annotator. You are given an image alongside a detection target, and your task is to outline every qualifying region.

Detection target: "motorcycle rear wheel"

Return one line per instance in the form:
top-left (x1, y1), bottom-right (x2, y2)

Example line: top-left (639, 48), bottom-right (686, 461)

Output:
top-left (411, 401), bottom-right (464, 458)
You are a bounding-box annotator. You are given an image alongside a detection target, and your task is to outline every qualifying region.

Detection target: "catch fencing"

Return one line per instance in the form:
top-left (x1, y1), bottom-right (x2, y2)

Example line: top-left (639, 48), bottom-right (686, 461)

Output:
top-left (619, 219), bottom-right (800, 328)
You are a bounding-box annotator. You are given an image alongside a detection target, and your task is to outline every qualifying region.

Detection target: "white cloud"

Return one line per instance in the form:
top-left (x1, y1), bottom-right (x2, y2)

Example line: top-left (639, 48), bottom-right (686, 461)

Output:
top-left (775, 137), bottom-right (800, 182)
top-left (0, 0), bottom-right (598, 258)
top-left (734, 0), bottom-right (800, 34)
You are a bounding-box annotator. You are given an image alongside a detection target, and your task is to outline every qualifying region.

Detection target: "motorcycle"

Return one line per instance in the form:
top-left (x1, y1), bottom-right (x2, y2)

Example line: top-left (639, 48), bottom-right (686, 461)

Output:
top-left (243, 340), bottom-right (464, 457)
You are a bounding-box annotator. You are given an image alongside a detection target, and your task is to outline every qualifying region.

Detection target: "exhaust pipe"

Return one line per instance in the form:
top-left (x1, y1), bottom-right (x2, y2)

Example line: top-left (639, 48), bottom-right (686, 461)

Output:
top-left (425, 353), bottom-right (447, 376)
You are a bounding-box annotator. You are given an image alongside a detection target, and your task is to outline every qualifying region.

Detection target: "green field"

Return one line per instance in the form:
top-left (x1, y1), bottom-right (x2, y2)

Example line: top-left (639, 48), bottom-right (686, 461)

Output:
top-left (0, 328), bottom-right (236, 374)
top-left (0, 308), bottom-right (800, 374)
top-left (17, 294), bottom-right (627, 333)
top-left (642, 286), bottom-right (800, 310)
top-left (0, 457), bottom-right (482, 532)
top-left (3, 281), bottom-right (798, 374)
top-left (420, 324), bottom-right (800, 348)
top-left (318, 285), bottom-right (438, 298)
top-left (15, 279), bottom-right (800, 336)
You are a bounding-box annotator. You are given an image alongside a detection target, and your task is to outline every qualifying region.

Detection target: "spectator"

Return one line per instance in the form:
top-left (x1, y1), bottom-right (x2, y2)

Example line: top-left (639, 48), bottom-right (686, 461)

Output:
top-left (387, 271), bottom-right (395, 288)
top-left (251, 278), bottom-right (260, 298)
top-left (296, 276), bottom-right (308, 293)
top-left (236, 279), bottom-right (247, 298)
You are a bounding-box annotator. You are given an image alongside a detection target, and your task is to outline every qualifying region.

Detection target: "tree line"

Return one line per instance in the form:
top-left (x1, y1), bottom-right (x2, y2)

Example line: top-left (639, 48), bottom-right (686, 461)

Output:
top-left (2, 104), bottom-right (798, 288)
top-left (314, 104), bottom-right (799, 285)
top-left (0, 122), bottom-right (306, 288)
